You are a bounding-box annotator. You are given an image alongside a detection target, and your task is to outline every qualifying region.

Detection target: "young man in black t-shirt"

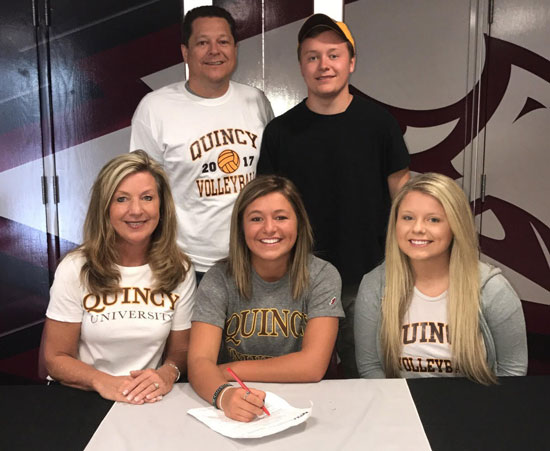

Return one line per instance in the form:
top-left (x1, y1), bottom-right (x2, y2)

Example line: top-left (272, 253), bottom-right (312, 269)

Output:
top-left (257, 14), bottom-right (410, 378)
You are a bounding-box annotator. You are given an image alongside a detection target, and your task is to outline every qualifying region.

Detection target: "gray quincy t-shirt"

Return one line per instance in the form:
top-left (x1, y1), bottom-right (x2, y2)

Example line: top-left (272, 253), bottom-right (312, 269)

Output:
top-left (192, 256), bottom-right (344, 362)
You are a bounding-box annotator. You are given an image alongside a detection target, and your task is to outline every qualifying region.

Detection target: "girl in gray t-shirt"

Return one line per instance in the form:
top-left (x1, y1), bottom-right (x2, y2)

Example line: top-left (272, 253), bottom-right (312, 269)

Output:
top-left (188, 175), bottom-right (344, 422)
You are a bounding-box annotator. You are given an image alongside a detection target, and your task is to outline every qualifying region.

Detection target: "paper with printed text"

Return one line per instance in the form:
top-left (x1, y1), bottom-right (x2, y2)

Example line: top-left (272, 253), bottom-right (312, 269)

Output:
top-left (187, 391), bottom-right (312, 438)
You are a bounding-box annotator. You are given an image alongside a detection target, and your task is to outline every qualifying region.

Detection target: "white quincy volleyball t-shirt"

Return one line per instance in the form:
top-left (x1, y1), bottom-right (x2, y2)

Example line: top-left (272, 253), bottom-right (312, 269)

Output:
top-left (130, 81), bottom-right (274, 272)
top-left (400, 287), bottom-right (459, 377)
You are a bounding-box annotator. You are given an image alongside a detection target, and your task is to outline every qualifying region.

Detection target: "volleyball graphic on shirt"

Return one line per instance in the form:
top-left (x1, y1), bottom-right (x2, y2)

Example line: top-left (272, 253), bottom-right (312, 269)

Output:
top-left (217, 149), bottom-right (241, 174)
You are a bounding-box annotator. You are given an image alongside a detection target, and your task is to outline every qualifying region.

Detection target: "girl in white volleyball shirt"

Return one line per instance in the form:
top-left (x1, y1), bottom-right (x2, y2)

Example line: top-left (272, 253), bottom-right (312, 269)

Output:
top-left (355, 173), bottom-right (527, 383)
top-left (399, 288), bottom-right (455, 376)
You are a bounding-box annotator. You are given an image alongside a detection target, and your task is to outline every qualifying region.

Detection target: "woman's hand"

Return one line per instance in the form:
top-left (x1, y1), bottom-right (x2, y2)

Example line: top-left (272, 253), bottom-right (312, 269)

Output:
top-left (219, 387), bottom-right (267, 422)
top-left (93, 373), bottom-right (144, 404)
top-left (188, 322), bottom-right (266, 420)
top-left (121, 365), bottom-right (178, 403)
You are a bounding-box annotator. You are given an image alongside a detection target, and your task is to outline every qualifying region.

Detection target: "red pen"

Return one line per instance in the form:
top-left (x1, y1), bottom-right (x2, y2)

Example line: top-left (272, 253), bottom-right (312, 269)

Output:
top-left (227, 367), bottom-right (270, 416)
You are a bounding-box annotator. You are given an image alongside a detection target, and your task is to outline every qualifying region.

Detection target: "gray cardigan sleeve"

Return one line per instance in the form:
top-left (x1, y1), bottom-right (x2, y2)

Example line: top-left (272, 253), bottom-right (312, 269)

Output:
top-left (481, 273), bottom-right (528, 376)
top-left (354, 264), bottom-right (386, 378)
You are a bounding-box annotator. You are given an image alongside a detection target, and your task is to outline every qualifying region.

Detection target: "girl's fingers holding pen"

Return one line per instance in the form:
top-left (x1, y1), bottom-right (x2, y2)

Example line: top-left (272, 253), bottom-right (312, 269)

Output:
top-left (243, 390), bottom-right (266, 409)
top-left (223, 388), bottom-right (265, 420)
top-left (235, 406), bottom-right (261, 422)
top-left (248, 388), bottom-right (266, 402)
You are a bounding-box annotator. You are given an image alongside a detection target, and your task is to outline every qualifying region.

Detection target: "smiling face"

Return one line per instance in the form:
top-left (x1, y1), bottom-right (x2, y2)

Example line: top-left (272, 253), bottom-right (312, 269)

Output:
top-left (109, 171), bottom-right (160, 260)
top-left (299, 29), bottom-right (355, 102)
top-left (396, 191), bottom-right (453, 265)
top-left (243, 192), bottom-right (298, 277)
top-left (181, 16), bottom-right (237, 97)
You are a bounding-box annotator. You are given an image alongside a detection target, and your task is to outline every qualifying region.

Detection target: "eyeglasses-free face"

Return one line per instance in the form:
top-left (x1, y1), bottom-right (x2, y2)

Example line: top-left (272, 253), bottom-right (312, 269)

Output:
top-left (243, 192), bottom-right (298, 279)
top-left (396, 191), bottom-right (453, 266)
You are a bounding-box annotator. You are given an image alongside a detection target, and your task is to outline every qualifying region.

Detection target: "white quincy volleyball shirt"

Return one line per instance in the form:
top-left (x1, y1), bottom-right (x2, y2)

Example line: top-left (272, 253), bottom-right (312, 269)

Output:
top-left (400, 287), bottom-right (457, 377)
top-left (130, 81), bottom-right (274, 272)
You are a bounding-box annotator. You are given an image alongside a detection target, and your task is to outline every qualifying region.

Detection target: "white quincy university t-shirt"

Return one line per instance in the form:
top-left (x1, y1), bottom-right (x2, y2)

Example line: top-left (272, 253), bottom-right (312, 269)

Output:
top-left (46, 253), bottom-right (195, 376)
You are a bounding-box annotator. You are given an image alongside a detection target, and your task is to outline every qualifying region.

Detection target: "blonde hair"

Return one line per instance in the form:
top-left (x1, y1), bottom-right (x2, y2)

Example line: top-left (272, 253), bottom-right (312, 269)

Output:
top-left (75, 150), bottom-right (190, 295)
top-left (228, 175), bottom-right (313, 300)
top-left (382, 172), bottom-right (496, 384)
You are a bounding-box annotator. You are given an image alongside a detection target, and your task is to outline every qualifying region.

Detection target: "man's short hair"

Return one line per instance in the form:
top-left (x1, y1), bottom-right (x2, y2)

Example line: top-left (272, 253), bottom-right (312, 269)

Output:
top-left (181, 5), bottom-right (237, 46)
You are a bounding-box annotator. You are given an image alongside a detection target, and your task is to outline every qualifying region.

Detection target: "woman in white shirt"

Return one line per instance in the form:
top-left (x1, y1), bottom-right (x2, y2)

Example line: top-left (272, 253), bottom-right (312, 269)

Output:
top-left (41, 150), bottom-right (195, 403)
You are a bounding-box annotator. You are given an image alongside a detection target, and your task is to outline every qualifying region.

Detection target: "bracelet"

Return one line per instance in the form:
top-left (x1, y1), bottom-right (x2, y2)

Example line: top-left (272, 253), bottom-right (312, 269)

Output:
top-left (217, 385), bottom-right (232, 411)
top-left (165, 363), bottom-right (180, 382)
top-left (212, 383), bottom-right (232, 409)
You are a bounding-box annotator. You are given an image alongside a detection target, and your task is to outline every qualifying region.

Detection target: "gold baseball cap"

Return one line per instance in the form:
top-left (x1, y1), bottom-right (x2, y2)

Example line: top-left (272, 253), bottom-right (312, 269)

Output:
top-left (298, 13), bottom-right (355, 55)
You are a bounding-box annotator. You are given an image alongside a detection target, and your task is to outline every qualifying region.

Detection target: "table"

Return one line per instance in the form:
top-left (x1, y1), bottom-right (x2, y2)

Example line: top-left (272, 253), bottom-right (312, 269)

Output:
top-left (85, 379), bottom-right (430, 450)
top-left (1, 377), bottom-right (548, 450)
top-left (407, 376), bottom-right (549, 451)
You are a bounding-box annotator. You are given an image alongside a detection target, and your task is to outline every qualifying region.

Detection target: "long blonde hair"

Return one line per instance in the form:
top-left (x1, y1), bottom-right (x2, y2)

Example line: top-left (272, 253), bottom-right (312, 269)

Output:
top-left (382, 172), bottom-right (496, 384)
top-left (228, 175), bottom-right (313, 299)
top-left (75, 150), bottom-right (190, 295)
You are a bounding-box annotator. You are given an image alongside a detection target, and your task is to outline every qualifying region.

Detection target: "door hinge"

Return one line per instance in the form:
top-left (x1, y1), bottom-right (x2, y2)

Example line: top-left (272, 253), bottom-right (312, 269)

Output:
top-left (42, 176), bottom-right (60, 204)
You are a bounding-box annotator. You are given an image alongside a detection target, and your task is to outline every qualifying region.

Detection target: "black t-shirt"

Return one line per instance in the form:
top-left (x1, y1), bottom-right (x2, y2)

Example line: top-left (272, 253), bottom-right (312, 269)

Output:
top-left (258, 96), bottom-right (410, 285)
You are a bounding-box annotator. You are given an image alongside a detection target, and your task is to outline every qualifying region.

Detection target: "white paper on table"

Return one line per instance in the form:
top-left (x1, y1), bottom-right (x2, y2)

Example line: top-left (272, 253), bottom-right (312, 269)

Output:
top-left (187, 391), bottom-right (312, 438)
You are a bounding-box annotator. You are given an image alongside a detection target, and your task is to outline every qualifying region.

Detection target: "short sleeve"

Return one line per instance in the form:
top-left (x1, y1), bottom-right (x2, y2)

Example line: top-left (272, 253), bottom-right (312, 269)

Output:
top-left (191, 264), bottom-right (230, 329)
top-left (306, 259), bottom-right (345, 319)
top-left (354, 264), bottom-right (386, 378)
top-left (260, 91), bottom-right (275, 124)
top-left (130, 96), bottom-right (165, 162)
top-left (46, 254), bottom-right (86, 323)
top-left (170, 266), bottom-right (197, 331)
top-left (384, 111), bottom-right (410, 176)
top-left (257, 119), bottom-right (278, 174)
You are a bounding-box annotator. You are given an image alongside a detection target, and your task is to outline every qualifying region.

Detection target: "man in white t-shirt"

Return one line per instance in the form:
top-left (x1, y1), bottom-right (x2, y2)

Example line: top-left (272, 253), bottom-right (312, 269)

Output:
top-left (130, 6), bottom-right (273, 279)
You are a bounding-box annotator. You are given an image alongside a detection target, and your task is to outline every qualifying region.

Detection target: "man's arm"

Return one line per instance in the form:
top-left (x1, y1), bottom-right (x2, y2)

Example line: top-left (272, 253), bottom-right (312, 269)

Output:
top-left (387, 168), bottom-right (410, 199)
